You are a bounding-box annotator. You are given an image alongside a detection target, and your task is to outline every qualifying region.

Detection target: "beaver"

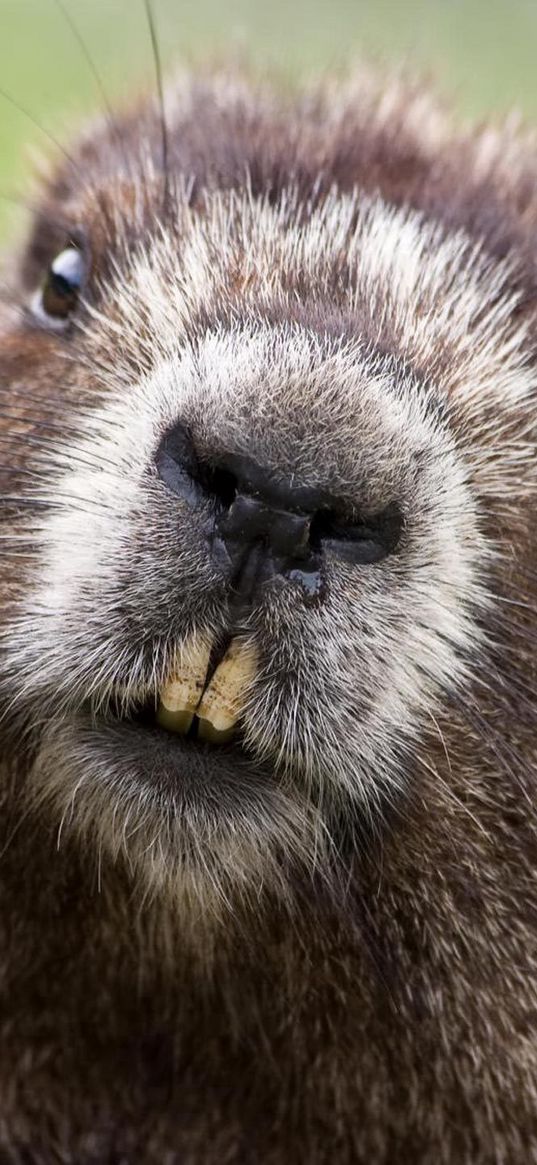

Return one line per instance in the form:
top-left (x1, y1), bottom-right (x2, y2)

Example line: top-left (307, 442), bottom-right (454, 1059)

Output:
top-left (0, 57), bottom-right (536, 1165)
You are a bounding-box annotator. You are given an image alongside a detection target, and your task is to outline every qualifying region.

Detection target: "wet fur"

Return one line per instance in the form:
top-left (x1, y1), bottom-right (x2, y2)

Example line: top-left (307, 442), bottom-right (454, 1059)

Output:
top-left (0, 66), bottom-right (536, 1163)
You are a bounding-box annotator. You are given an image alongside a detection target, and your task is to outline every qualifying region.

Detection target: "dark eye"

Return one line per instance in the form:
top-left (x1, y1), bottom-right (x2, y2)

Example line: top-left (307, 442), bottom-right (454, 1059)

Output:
top-left (32, 246), bottom-right (86, 330)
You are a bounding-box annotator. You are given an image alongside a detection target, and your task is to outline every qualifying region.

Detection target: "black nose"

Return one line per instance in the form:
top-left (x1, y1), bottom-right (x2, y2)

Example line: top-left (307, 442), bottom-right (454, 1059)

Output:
top-left (155, 423), bottom-right (403, 607)
top-left (214, 490), bottom-right (319, 600)
top-left (155, 424), bottom-right (325, 604)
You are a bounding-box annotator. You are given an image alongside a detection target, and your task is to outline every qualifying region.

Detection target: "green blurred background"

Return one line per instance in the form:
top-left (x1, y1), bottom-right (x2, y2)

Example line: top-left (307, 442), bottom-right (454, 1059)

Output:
top-left (1, 0), bottom-right (537, 236)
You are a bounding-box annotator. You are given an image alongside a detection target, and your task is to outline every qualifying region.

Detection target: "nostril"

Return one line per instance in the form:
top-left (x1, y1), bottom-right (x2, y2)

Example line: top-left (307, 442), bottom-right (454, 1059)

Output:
top-left (155, 423), bottom-right (403, 568)
top-left (155, 423), bottom-right (201, 504)
top-left (202, 465), bottom-right (238, 511)
top-left (309, 501), bottom-right (403, 565)
top-left (155, 424), bottom-right (238, 512)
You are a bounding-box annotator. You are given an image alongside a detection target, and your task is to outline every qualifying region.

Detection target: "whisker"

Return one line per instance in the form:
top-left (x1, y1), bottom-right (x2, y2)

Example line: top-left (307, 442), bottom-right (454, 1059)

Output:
top-left (484, 589), bottom-right (535, 613)
top-left (453, 695), bottom-right (534, 806)
top-left (3, 389), bottom-right (64, 413)
top-left (51, 0), bottom-right (133, 179)
top-left (0, 496), bottom-right (59, 508)
top-left (61, 330), bottom-right (139, 388)
top-left (427, 711), bottom-right (453, 779)
top-left (417, 747), bottom-right (492, 841)
top-left (0, 189), bottom-right (72, 231)
top-left (143, 0), bottom-right (170, 210)
top-left (0, 480), bottom-right (116, 505)
top-left (0, 408), bottom-right (87, 440)
top-left (486, 609), bottom-right (537, 648)
top-left (0, 387), bottom-right (108, 427)
top-left (0, 85), bottom-right (81, 176)
top-left (0, 431), bottom-right (118, 472)
top-left (476, 662), bottom-right (537, 718)
top-left (52, 0), bottom-right (114, 127)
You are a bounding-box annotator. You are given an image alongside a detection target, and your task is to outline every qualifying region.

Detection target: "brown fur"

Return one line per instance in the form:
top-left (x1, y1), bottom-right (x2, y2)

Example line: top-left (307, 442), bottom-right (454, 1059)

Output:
top-left (0, 67), bottom-right (536, 1164)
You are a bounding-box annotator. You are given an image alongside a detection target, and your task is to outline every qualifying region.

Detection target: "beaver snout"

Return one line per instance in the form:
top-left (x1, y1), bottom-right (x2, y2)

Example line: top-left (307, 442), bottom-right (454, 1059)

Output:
top-left (155, 419), bottom-right (403, 608)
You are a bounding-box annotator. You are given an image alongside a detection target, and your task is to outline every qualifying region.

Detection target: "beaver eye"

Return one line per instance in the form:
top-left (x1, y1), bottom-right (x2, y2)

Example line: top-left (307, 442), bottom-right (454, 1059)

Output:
top-left (32, 246), bottom-right (86, 331)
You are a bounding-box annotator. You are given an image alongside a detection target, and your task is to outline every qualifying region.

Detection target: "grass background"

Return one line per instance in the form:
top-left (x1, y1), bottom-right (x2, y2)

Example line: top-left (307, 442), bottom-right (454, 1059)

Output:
top-left (1, 0), bottom-right (537, 235)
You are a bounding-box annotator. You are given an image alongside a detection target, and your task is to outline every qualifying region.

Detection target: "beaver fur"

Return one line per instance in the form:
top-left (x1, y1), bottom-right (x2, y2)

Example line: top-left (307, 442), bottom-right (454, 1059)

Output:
top-left (0, 66), bottom-right (536, 1163)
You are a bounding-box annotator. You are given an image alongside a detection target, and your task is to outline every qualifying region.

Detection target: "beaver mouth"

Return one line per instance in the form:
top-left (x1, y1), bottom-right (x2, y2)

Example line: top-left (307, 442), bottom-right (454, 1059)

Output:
top-left (115, 632), bottom-right (259, 748)
top-left (71, 697), bottom-right (273, 811)
top-left (123, 693), bottom-right (248, 756)
top-left (87, 632), bottom-right (259, 768)
top-left (75, 696), bottom-right (257, 795)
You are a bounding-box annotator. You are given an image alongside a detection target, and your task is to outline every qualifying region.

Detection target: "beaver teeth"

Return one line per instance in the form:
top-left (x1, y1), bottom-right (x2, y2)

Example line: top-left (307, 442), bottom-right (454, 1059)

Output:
top-left (197, 640), bottom-right (258, 742)
top-left (156, 638), bottom-right (257, 743)
top-left (156, 639), bottom-right (212, 736)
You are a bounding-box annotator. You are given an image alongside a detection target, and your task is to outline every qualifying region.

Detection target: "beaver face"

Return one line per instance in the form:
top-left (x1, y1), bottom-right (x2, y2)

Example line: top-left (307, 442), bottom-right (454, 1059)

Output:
top-left (0, 77), bottom-right (532, 919)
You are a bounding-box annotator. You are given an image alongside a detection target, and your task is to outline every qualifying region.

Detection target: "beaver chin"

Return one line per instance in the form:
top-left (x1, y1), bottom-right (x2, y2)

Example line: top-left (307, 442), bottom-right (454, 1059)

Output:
top-left (76, 708), bottom-right (275, 800)
top-left (63, 630), bottom-right (290, 811)
top-left (28, 704), bottom-right (321, 921)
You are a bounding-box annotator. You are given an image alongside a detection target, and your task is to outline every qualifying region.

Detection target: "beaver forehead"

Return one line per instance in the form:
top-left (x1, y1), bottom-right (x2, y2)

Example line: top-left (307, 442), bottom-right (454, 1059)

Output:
top-left (35, 66), bottom-right (537, 278)
top-left (19, 60), bottom-right (536, 417)
top-left (71, 184), bottom-right (533, 416)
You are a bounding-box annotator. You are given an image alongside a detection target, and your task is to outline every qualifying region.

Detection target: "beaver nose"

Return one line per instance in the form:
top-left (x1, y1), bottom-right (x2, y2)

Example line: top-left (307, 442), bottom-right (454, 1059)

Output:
top-left (213, 491), bottom-right (320, 608)
top-left (155, 424), bottom-right (325, 603)
top-left (155, 422), bottom-right (403, 607)
top-left (217, 493), bottom-right (310, 558)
